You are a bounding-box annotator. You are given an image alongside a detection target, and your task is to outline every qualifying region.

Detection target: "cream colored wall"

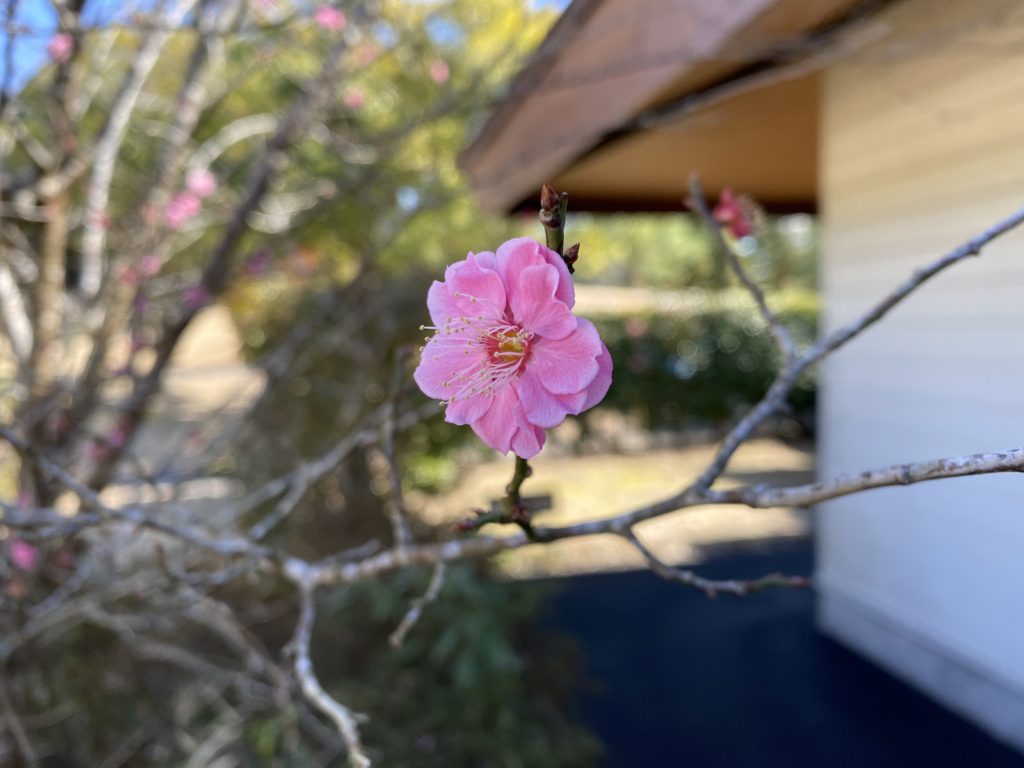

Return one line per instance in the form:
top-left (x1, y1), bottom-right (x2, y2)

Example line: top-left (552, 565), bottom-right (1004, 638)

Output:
top-left (818, 0), bottom-right (1024, 696)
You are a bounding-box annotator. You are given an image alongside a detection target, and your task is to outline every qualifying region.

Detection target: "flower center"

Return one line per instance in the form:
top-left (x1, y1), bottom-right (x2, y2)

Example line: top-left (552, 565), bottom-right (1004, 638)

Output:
top-left (420, 312), bottom-right (532, 404)
top-left (495, 328), bottom-right (528, 363)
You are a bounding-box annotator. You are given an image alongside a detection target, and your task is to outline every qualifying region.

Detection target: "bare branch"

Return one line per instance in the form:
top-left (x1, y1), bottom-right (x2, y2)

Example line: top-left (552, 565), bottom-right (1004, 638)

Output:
top-left (623, 529), bottom-right (810, 597)
top-left (687, 174), bottom-right (796, 360)
top-left (712, 447), bottom-right (1024, 509)
top-left (802, 202), bottom-right (1024, 369)
top-left (0, 674), bottom-right (38, 768)
top-left (380, 349), bottom-right (413, 550)
top-left (289, 581), bottom-right (371, 768)
top-left (690, 199), bottom-right (1024, 492)
top-left (244, 399), bottom-right (440, 539)
top-left (78, 0), bottom-right (202, 296)
top-left (85, 31), bottom-right (356, 490)
top-left (389, 562), bottom-right (446, 649)
top-left (0, 260), bottom-right (32, 360)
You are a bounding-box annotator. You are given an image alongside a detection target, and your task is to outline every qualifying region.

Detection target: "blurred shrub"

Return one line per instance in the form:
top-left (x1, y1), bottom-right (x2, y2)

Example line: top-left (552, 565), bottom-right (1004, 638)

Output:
top-left (310, 565), bottom-right (602, 768)
top-left (589, 289), bottom-right (819, 432)
top-left (565, 213), bottom-right (819, 291)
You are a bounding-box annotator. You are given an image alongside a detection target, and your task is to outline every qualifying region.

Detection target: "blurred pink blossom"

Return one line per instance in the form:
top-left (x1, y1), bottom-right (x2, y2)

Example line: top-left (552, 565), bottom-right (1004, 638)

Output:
top-left (118, 265), bottom-right (140, 285)
top-left (9, 539), bottom-right (38, 572)
top-left (108, 425), bottom-right (126, 448)
top-left (182, 283), bottom-right (211, 310)
top-left (429, 59), bottom-right (449, 84)
top-left (712, 188), bottom-right (753, 239)
top-left (139, 254), bottom-right (162, 277)
top-left (314, 5), bottom-right (346, 32)
top-left (47, 33), bottom-right (73, 63)
top-left (354, 42), bottom-right (380, 66)
top-left (625, 316), bottom-right (648, 338)
top-left (164, 192), bottom-right (201, 229)
top-left (343, 87), bottom-right (365, 110)
top-left (245, 247), bottom-right (273, 276)
top-left (186, 168), bottom-right (218, 198)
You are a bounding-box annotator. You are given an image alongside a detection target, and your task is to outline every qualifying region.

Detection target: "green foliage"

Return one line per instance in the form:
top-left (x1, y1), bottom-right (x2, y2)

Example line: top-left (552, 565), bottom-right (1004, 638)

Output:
top-left (590, 289), bottom-right (819, 430)
top-left (566, 212), bottom-right (819, 290)
top-left (311, 566), bottom-right (602, 768)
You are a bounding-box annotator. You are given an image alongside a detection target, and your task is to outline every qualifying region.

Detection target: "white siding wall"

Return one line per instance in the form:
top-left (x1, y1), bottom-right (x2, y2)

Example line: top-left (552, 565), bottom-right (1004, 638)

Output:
top-left (817, 0), bottom-right (1024, 734)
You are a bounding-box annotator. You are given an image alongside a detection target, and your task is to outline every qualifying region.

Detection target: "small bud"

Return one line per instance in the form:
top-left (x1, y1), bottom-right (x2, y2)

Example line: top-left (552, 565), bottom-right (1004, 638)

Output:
top-left (712, 188), bottom-right (754, 239)
top-left (564, 242), bottom-right (580, 274)
top-left (540, 182), bottom-right (559, 212)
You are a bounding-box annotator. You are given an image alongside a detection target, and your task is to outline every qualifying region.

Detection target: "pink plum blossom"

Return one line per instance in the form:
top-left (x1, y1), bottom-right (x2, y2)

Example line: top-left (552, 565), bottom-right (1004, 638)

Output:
top-left (429, 59), bottom-right (450, 84)
top-left (186, 168), bottom-right (218, 198)
top-left (713, 188), bottom-right (753, 239)
top-left (164, 192), bottom-right (201, 229)
top-left (343, 87), bottom-right (365, 110)
top-left (47, 33), bottom-right (74, 63)
top-left (313, 5), bottom-right (346, 31)
top-left (9, 539), bottom-right (38, 572)
top-left (414, 237), bottom-right (612, 459)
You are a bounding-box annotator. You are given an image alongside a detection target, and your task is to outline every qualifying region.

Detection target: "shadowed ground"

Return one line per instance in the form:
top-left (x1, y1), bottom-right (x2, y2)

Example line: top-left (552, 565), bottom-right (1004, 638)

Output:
top-left (542, 542), bottom-right (1024, 768)
top-left (417, 437), bottom-right (813, 578)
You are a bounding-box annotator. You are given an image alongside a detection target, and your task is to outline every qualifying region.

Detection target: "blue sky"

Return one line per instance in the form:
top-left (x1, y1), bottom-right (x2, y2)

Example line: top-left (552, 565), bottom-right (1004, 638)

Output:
top-left (0, 0), bottom-right (151, 94)
top-left (0, 1), bottom-right (56, 94)
top-left (0, 0), bottom-right (572, 95)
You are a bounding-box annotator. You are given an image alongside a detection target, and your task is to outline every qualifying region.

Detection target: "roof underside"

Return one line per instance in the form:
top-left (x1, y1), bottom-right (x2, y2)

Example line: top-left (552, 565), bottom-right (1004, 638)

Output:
top-left (461, 0), bottom-right (869, 214)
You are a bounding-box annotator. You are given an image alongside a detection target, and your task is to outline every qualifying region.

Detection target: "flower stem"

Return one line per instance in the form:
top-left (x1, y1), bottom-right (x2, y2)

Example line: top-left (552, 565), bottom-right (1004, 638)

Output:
top-left (493, 184), bottom-right (574, 540)
top-left (540, 181), bottom-right (569, 258)
top-left (504, 455), bottom-right (536, 539)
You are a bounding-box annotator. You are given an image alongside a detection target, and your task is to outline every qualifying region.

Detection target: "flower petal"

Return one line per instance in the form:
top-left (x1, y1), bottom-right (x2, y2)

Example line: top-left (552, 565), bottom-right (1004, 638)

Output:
top-left (428, 253), bottom-right (505, 327)
top-left (446, 392), bottom-right (493, 425)
top-left (496, 237), bottom-right (574, 310)
top-left (516, 364), bottom-right (581, 428)
top-left (528, 318), bottom-right (602, 395)
top-left (578, 341), bottom-right (613, 412)
top-left (471, 385), bottom-right (519, 454)
top-left (516, 367), bottom-right (570, 428)
top-left (511, 417), bottom-right (545, 459)
top-left (413, 338), bottom-right (486, 400)
top-left (471, 250), bottom-right (498, 272)
top-left (510, 264), bottom-right (576, 340)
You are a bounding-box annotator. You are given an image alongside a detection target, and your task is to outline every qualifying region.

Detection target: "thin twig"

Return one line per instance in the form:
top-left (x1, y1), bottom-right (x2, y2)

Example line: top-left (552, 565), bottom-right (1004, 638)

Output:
top-left (687, 174), bottom-right (796, 361)
top-left (245, 399), bottom-right (440, 538)
top-left (388, 562), bottom-right (447, 649)
top-left (623, 529), bottom-right (810, 597)
top-left (0, 673), bottom-right (38, 768)
top-left (380, 349), bottom-right (413, 549)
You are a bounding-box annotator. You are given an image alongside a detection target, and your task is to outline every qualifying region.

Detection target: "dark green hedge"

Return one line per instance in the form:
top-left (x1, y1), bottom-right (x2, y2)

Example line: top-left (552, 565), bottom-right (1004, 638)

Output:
top-left (588, 290), bottom-right (818, 431)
